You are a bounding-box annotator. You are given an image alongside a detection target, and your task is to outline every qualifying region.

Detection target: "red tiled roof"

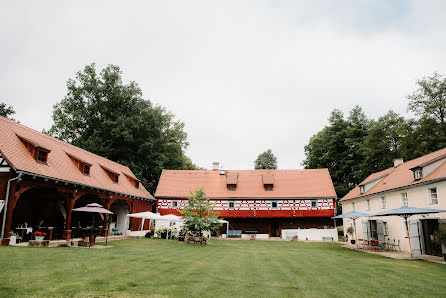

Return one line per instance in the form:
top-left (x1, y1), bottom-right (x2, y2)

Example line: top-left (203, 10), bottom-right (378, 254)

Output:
top-left (155, 169), bottom-right (337, 198)
top-left (342, 147), bottom-right (446, 201)
top-left (0, 116), bottom-right (153, 200)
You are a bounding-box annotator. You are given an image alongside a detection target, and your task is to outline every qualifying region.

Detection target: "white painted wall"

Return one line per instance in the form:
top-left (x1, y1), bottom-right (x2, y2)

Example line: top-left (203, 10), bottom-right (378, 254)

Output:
top-left (281, 228), bottom-right (338, 241)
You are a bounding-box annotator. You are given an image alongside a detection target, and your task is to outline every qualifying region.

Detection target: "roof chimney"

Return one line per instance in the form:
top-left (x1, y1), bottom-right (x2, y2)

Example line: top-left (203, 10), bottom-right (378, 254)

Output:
top-left (212, 162), bottom-right (220, 171)
top-left (394, 158), bottom-right (404, 168)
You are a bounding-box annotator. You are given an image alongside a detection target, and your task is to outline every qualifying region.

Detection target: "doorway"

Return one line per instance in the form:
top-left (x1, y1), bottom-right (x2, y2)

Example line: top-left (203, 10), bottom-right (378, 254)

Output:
top-left (368, 220), bottom-right (378, 240)
top-left (271, 222), bottom-right (280, 237)
top-left (421, 219), bottom-right (441, 256)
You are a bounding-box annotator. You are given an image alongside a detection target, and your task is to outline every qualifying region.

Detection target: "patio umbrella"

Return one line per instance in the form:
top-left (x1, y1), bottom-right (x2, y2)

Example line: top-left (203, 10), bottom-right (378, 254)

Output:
top-left (72, 203), bottom-right (114, 246)
top-left (371, 206), bottom-right (446, 257)
top-left (333, 211), bottom-right (371, 248)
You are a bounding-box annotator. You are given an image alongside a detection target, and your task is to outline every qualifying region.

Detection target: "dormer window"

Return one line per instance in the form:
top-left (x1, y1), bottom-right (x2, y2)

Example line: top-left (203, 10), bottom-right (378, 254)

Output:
top-left (264, 184), bottom-right (273, 191)
top-left (17, 134), bottom-right (51, 164)
top-left (359, 185), bottom-right (365, 194)
top-left (36, 148), bottom-right (49, 164)
top-left (82, 163), bottom-right (91, 176)
top-left (113, 173), bottom-right (119, 183)
top-left (124, 174), bottom-right (140, 188)
top-left (227, 184), bottom-right (236, 191)
top-left (414, 168), bottom-right (422, 180)
top-left (66, 153), bottom-right (91, 176)
top-left (101, 165), bottom-right (120, 184)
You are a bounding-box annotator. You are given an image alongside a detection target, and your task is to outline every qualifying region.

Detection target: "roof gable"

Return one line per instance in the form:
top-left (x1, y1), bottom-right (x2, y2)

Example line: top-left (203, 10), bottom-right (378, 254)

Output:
top-left (342, 146), bottom-right (446, 201)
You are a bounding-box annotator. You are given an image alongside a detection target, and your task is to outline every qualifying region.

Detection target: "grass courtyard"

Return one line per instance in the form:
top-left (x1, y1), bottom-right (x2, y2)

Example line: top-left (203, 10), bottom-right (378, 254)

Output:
top-left (1, 239), bottom-right (445, 297)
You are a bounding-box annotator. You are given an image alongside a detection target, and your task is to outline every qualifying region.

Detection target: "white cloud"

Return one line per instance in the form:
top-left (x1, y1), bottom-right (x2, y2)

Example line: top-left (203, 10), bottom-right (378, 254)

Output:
top-left (1, 1), bottom-right (446, 170)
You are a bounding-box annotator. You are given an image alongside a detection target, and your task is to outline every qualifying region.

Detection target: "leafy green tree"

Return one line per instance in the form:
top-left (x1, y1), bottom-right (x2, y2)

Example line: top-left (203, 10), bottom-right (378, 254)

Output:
top-left (254, 149), bottom-right (278, 169)
top-left (359, 111), bottom-right (407, 174)
top-left (303, 109), bottom-right (351, 197)
top-left (48, 63), bottom-right (189, 193)
top-left (179, 188), bottom-right (222, 234)
top-left (408, 72), bottom-right (446, 125)
top-left (0, 102), bottom-right (16, 120)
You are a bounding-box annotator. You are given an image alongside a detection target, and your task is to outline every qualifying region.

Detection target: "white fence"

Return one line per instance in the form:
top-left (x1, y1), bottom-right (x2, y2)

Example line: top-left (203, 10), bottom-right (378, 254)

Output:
top-left (281, 228), bottom-right (338, 241)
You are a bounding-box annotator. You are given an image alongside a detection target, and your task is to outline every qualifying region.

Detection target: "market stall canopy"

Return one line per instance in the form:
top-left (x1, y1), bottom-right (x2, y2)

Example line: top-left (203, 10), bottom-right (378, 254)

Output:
top-left (333, 211), bottom-right (371, 219)
top-left (72, 203), bottom-right (114, 214)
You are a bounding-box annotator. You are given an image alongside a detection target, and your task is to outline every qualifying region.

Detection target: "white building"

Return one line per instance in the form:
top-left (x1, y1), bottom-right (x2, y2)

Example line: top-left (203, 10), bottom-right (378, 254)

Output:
top-left (341, 148), bottom-right (446, 256)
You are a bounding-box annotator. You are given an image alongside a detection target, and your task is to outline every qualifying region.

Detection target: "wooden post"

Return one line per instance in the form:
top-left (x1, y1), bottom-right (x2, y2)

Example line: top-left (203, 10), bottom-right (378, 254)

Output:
top-left (61, 191), bottom-right (82, 240)
top-left (1, 184), bottom-right (31, 246)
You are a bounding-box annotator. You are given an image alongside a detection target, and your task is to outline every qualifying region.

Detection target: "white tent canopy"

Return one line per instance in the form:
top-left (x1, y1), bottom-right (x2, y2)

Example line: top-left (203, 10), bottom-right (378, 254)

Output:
top-left (126, 212), bottom-right (230, 239)
top-left (127, 211), bottom-right (164, 220)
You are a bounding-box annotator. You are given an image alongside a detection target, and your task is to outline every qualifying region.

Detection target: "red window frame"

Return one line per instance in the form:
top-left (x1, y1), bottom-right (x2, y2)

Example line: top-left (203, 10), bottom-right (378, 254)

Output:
top-left (35, 148), bottom-right (49, 164)
top-left (82, 163), bottom-right (91, 176)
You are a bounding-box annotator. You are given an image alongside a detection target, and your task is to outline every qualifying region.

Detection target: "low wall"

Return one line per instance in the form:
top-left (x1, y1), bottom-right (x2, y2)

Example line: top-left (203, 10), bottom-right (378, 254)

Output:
top-left (281, 228), bottom-right (338, 241)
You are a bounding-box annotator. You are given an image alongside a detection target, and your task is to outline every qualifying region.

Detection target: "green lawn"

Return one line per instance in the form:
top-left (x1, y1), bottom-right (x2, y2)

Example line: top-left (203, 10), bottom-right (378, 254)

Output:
top-left (1, 239), bottom-right (445, 297)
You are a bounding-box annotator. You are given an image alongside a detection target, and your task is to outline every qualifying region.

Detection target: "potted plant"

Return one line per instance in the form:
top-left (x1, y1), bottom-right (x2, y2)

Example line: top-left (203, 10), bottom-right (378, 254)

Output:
top-left (433, 224), bottom-right (446, 261)
top-left (34, 231), bottom-right (47, 241)
top-left (291, 235), bottom-right (298, 242)
top-left (250, 235), bottom-right (255, 240)
top-left (346, 226), bottom-right (355, 244)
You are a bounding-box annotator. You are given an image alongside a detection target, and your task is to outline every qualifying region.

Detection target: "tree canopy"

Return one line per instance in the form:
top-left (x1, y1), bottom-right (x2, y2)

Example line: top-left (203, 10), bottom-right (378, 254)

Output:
top-left (0, 102), bottom-right (16, 120)
top-left (48, 63), bottom-right (195, 193)
top-left (254, 149), bottom-right (278, 169)
top-left (179, 188), bottom-right (222, 233)
top-left (303, 72), bottom-right (446, 199)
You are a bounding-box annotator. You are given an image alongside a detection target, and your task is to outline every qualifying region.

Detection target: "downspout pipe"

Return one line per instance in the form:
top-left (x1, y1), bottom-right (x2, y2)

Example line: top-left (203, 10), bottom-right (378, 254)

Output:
top-left (1, 171), bottom-right (24, 240)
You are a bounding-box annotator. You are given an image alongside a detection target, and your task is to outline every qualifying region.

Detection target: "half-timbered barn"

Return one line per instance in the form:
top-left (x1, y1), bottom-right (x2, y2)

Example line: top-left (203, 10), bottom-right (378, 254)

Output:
top-left (155, 168), bottom-right (338, 239)
top-left (0, 116), bottom-right (154, 245)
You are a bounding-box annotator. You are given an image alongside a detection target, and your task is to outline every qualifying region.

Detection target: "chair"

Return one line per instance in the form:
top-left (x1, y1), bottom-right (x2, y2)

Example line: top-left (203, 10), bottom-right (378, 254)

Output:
top-left (393, 239), bottom-right (400, 251)
top-left (357, 238), bottom-right (364, 249)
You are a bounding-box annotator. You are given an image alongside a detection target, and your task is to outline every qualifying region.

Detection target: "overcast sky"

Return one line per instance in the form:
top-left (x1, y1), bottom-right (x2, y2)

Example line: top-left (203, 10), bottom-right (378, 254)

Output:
top-left (1, 1), bottom-right (446, 170)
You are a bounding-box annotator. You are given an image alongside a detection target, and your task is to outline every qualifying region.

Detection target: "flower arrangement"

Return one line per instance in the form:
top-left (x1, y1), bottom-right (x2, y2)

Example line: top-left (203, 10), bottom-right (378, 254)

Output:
top-left (34, 231), bottom-right (47, 241)
top-left (292, 235), bottom-right (298, 241)
top-left (250, 235), bottom-right (255, 240)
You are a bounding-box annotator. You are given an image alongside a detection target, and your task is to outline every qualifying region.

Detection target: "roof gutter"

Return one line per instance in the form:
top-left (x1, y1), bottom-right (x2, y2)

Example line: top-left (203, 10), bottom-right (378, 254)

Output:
top-left (340, 176), bottom-right (446, 204)
top-left (1, 171), bottom-right (23, 240)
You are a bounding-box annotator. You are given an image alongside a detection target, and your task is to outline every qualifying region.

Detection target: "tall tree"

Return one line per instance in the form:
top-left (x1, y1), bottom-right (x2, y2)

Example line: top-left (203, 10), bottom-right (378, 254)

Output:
top-left (0, 102), bottom-right (16, 120)
top-left (359, 111), bottom-right (407, 175)
top-left (179, 188), bottom-right (222, 234)
top-left (303, 109), bottom-right (352, 197)
top-left (254, 149), bottom-right (278, 169)
top-left (48, 63), bottom-right (189, 193)
top-left (408, 72), bottom-right (446, 126)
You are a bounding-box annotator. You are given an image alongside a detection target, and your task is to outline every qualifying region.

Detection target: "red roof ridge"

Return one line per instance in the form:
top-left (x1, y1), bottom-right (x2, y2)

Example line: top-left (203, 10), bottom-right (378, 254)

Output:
top-left (0, 116), bottom-right (133, 173)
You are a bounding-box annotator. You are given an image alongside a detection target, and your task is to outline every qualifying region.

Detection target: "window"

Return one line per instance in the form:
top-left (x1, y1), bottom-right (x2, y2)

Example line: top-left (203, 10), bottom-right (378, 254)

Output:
top-left (401, 193), bottom-right (408, 207)
top-left (366, 199), bottom-right (371, 211)
top-left (171, 201), bottom-right (178, 209)
top-left (414, 169), bottom-right (422, 180)
top-left (352, 202), bottom-right (355, 211)
top-left (36, 148), bottom-right (49, 164)
top-left (381, 197), bottom-right (386, 209)
top-left (264, 184), bottom-right (273, 191)
top-left (227, 184), bottom-right (236, 191)
top-left (271, 201), bottom-right (278, 209)
top-left (82, 163), bottom-right (91, 176)
top-left (383, 222), bottom-right (389, 236)
top-left (228, 201), bottom-right (235, 209)
top-left (429, 188), bottom-right (438, 205)
top-left (311, 200), bottom-right (317, 209)
top-left (359, 185), bottom-right (365, 194)
top-left (113, 174), bottom-right (119, 183)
